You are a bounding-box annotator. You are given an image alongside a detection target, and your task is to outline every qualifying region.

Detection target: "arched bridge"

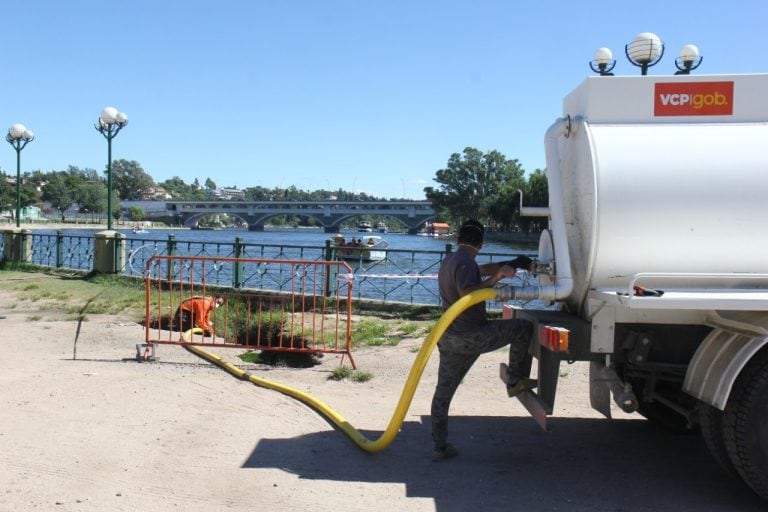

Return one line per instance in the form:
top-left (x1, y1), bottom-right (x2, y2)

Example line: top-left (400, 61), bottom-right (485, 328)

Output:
top-left (133, 200), bottom-right (437, 233)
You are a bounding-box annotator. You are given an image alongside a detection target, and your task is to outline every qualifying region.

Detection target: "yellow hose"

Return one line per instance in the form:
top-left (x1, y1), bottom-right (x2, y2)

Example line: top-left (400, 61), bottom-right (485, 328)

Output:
top-left (185, 288), bottom-right (497, 453)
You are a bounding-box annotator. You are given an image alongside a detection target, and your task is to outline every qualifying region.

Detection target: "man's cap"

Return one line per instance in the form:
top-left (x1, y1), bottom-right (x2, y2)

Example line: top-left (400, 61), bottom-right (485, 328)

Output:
top-left (457, 219), bottom-right (484, 245)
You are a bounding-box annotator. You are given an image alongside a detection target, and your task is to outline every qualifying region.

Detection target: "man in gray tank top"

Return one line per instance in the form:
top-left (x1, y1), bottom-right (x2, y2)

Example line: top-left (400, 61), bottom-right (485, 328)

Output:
top-left (431, 219), bottom-right (535, 461)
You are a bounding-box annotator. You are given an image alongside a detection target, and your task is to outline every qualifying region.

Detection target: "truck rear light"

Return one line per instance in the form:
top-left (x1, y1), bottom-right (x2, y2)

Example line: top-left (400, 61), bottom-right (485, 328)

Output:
top-left (539, 325), bottom-right (570, 352)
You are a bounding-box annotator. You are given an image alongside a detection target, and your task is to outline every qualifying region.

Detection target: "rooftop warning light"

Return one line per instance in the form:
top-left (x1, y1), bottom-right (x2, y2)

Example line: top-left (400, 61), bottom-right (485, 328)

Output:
top-left (625, 32), bottom-right (665, 75)
top-left (589, 47), bottom-right (616, 76)
top-left (675, 44), bottom-right (703, 74)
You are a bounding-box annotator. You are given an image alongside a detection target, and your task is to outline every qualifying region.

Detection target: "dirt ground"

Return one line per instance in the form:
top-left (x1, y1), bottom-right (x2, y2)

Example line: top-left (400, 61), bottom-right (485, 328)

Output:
top-left (0, 289), bottom-right (766, 512)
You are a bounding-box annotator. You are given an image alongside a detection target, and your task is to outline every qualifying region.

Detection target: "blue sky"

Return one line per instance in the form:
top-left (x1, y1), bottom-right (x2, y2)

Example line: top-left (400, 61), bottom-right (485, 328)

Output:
top-left (1, 1), bottom-right (765, 199)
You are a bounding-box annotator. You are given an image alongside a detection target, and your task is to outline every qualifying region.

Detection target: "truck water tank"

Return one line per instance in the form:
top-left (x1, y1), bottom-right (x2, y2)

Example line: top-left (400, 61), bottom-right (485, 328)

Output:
top-left (550, 74), bottom-right (768, 308)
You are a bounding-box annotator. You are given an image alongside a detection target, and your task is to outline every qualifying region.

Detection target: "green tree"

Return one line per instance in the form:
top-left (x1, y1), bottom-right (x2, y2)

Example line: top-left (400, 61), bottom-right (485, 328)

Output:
top-left (0, 173), bottom-right (15, 218)
top-left (78, 182), bottom-right (107, 220)
top-left (243, 186), bottom-right (272, 201)
top-left (524, 169), bottom-right (548, 206)
top-left (424, 148), bottom-right (525, 226)
top-left (41, 172), bottom-right (79, 221)
top-left (487, 168), bottom-right (549, 231)
top-left (129, 205), bottom-right (145, 221)
top-left (20, 180), bottom-right (41, 210)
top-left (109, 159), bottom-right (155, 200)
top-left (519, 169), bottom-right (549, 232)
top-left (160, 176), bottom-right (207, 200)
top-left (204, 178), bottom-right (217, 190)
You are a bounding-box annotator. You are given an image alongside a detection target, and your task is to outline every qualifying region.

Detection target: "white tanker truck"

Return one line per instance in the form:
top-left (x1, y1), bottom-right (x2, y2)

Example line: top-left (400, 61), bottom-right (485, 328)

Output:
top-left (506, 71), bottom-right (768, 500)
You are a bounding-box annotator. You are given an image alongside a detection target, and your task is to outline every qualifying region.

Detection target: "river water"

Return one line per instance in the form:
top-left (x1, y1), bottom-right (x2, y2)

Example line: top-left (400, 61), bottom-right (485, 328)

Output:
top-left (120, 226), bottom-right (527, 253)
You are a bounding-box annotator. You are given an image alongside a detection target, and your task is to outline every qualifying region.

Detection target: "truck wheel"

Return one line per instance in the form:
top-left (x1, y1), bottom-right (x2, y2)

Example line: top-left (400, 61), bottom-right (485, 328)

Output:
top-left (722, 350), bottom-right (768, 500)
top-left (699, 403), bottom-right (736, 478)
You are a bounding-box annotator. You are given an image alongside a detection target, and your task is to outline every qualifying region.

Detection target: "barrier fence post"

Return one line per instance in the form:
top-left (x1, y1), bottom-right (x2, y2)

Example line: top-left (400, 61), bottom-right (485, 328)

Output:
top-left (116, 232), bottom-right (126, 272)
top-left (324, 239), bottom-right (333, 297)
top-left (166, 234), bottom-right (176, 283)
top-left (233, 237), bottom-right (243, 289)
top-left (55, 230), bottom-right (64, 268)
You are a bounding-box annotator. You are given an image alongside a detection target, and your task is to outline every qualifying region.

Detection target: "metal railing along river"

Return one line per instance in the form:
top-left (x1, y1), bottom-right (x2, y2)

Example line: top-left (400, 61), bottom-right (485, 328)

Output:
top-left (6, 231), bottom-right (539, 309)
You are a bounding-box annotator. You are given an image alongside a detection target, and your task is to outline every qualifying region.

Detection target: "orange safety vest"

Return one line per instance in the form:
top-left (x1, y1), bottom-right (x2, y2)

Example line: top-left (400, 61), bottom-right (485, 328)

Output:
top-left (179, 296), bottom-right (216, 330)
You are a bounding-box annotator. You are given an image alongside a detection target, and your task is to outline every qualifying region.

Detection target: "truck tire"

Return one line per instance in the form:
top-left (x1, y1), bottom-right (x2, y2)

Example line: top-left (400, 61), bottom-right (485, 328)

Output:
top-left (699, 403), bottom-right (736, 478)
top-left (722, 350), bottom-right (768, 500)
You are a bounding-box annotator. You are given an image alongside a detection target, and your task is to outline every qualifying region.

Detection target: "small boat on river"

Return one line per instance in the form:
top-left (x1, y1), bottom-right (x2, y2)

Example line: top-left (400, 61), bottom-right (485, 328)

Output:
top-left (331, 234), bottom-right (388, 262)
top-left (357, 221), bottom-right (373, 232)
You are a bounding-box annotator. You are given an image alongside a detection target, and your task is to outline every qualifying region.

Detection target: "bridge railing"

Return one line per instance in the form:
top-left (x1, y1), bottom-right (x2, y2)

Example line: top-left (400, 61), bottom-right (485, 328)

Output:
top-left (7, 231), bottom-right (539, 309)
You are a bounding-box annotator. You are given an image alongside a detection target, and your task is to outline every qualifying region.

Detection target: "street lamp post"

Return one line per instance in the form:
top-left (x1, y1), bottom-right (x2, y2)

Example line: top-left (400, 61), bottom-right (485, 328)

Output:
top-left (5, 124), bottom-right (35, 228)
top-left (95, 106), bottom-right (128, 230)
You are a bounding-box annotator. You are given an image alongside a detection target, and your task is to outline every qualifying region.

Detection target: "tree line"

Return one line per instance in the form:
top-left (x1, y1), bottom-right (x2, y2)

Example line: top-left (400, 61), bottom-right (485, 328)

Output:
top-left (0, 147), bottom-right (548, 228)
top-left (424, 147), bottom-right (547, 232)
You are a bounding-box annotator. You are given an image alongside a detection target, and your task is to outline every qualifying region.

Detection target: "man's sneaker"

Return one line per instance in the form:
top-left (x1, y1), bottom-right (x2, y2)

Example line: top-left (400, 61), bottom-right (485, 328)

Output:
top-left (500, 363), bottom-right (537, 397)
top-left (506, 377), bottom-right (538, 397)
top-left (432, 443), bottom-right (458, 461)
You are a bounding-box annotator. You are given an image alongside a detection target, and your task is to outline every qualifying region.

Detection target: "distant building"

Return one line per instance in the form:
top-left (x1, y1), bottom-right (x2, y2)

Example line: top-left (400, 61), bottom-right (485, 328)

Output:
top-left (142, 186), bottom-right (172, 200)
top-left (0, 205), bottom-right (44, 222)
top-left (207, 187), bottom-right (245, 200)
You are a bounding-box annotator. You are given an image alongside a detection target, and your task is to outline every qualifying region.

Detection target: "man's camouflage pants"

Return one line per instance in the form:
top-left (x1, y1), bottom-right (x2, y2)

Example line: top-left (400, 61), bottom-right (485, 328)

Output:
top-left (431, 318), bottom-right (533, 450)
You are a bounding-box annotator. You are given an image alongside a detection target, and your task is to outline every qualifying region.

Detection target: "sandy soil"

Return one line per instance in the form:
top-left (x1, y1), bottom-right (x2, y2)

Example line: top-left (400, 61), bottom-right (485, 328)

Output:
top-left (0, 290), bottom-right (765, 512)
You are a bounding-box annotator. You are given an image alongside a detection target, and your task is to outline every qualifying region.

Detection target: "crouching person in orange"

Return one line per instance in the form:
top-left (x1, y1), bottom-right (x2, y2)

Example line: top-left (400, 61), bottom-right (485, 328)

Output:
top-left (174, 296), bottom-right (224, 336)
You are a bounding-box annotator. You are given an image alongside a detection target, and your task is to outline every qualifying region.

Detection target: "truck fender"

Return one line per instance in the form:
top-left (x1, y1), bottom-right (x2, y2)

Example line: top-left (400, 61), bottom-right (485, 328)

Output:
top-left (684, 312), bottom-right (768, 410)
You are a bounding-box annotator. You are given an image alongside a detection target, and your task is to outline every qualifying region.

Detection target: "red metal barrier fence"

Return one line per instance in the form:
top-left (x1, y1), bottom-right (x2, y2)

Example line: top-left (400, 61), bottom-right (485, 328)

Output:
top-left (143, 255), bottom-right (356, 368)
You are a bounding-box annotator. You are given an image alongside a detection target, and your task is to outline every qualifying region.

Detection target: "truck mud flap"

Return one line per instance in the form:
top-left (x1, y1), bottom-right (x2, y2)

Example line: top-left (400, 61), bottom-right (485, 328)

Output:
top-left (508, 309), bottom-right (593, 431)
top-left (517, 390), bottom-right (553, 431)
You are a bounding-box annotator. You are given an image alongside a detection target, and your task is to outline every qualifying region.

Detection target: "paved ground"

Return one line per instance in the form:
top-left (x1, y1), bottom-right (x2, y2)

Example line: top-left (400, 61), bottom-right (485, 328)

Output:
top-left (0, 289), bottom-right (765, 511)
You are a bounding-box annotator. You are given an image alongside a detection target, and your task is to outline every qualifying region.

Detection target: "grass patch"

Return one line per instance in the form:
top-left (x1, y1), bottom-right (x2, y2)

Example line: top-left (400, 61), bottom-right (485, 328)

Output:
top-left (328, 367), bottom-right (373, 382)
top-left (329, 367), bottom-right (353, 381)
top-left (238, 351), bottom-right (264, 364)
top-left (26, 315), bottom-right (43, 321)
top-left (0, 270), bottom-right (147, 319)
top-left (398, 322), bottom-right (421, 336)
top-left (351, 371), bottom-right (373, 382)
top-left (352, 319), bottom-right (400, 347)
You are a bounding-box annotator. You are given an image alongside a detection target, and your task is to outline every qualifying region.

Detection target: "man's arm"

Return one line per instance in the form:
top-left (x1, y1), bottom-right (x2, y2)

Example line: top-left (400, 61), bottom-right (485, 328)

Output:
top-left (478, 255), bottom-right (533, 277)
top-left (458, 265), bottom-right (517, 295)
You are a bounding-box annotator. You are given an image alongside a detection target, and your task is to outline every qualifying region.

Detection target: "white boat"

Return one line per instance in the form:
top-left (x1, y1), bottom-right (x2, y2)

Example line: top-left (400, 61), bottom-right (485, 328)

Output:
top-left (376, 221), bottom-right (388, 233)
top-left (357, 221), bottom-right (373, 232)
top-left (331, 234), bottom-right (388, 262)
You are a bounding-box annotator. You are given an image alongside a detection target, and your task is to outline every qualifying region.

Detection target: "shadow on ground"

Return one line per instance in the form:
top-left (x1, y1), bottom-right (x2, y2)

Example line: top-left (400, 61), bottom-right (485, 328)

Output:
top-left (243, 415), bottom-right (764, 512)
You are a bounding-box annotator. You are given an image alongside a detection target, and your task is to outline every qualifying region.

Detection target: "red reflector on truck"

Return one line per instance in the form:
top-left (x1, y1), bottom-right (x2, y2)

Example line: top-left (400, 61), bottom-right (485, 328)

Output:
top-left (539, 325), bottom-right (570, 352)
